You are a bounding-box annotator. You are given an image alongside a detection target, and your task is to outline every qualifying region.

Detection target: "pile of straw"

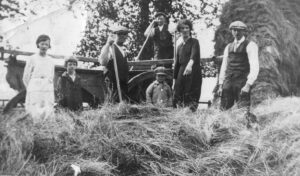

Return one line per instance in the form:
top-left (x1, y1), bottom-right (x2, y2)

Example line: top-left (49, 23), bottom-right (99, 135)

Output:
top-left (1, 97), bottom-right (300, 175)
top-left (214, 0), bottom-right (300, 104)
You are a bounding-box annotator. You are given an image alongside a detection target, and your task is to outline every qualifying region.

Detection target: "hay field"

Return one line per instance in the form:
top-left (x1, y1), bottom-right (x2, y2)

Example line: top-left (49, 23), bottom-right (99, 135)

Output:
top-left (1, 97), bottom-right (300, 176)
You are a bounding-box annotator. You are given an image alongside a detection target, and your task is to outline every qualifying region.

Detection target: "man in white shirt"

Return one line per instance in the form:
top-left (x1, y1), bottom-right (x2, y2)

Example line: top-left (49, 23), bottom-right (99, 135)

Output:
top-left (144, 12), bottom-right (173, 67)
top-left (99, 26), bottom-right (129, 103)
top-left (218, 21), bottom-right (259, 110)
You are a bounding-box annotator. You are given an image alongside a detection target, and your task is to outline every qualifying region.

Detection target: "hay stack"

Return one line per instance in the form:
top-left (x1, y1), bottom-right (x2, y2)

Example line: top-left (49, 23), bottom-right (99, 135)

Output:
top-left (214, 0), bottom-right (300, 104)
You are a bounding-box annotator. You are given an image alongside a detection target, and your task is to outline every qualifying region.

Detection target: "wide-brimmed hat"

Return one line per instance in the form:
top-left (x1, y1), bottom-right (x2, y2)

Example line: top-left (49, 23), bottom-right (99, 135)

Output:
top-left (110, 26), bottom-right (130, 35)
top-left (154, 12), bottom-right (168, 18)
top-left (229, 21), bottom-right (247, 30)
top-left (154, 66), bottom-right (167, 76)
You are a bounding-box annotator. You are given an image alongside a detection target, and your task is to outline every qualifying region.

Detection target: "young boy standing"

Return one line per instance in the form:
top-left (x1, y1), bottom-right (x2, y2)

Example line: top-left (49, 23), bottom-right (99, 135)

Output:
top-left (57, 56), bottom-right (83, 111)
top-left (146, 67), bottom-right (172, 107)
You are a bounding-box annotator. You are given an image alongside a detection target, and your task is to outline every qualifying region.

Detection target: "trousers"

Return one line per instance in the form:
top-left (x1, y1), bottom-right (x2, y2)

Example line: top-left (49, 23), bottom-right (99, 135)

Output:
top-left (220, 73), bottom-right (250, 110)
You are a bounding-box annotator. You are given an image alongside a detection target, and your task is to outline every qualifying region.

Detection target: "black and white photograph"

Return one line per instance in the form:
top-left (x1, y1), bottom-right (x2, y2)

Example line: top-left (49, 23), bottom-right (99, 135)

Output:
top-left (1, 0), bottom-right (300, 175)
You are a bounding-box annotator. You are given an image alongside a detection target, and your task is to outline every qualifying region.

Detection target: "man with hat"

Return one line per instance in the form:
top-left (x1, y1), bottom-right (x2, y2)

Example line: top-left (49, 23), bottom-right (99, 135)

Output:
top-left (99, 25), bottom-right (130, 103)
top-left (144, 12), bottom-right (174, 67)
top-left (146, 66), bottom-right (172, 107)
top-left (217, 21), bottom-right (259, 111)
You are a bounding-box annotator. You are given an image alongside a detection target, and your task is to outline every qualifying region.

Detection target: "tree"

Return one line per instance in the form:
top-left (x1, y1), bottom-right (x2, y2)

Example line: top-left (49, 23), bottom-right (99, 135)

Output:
top-left (0, 0), bottom-right (24, 20)
top-left (76, 0), bottom-right (221, 61)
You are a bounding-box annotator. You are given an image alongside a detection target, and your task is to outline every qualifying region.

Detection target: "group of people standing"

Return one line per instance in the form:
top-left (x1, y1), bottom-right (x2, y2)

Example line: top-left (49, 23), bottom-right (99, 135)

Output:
top-left (99, 13), bottom-right (203, 111)
top-left (21, 11), bottom-right (259, 124)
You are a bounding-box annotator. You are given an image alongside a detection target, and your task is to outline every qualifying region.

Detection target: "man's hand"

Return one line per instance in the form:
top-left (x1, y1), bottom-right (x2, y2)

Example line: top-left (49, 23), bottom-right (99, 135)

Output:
top-left (241, 83), bottom-right (251, 93)
top-left (102, 66), bottom-right (108, 74)
top-left (183, 60), bottom-right (193, 76)
top-left (217, 84), bottom-right (223, 97)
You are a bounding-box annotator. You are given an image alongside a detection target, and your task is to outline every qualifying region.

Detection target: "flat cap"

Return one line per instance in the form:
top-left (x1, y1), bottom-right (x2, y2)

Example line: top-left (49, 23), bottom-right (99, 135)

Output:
top-left (154, 12), bottom-right (168, 18)
top-left (229, 21), bottom-right (247, 30)
top-left (110, 25), bottom-right (130, 34)
top-left (154, 66), bottom-right (167, 76)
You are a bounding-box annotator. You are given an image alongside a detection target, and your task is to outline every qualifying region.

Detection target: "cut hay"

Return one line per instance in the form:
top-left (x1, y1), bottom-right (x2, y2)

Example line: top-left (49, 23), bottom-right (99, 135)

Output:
top-left (2, 97), bottom-right (300, 175)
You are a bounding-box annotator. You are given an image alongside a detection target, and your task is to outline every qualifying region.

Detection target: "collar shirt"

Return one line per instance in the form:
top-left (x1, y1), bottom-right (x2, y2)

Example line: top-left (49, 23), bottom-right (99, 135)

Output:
top-left (69, 73), bottom-right (76, 82)
top-left (234, 36), bottom-right (245, 52)
top-left (219, 36), bottom-right (259, 86)
top-left (158, 25), bottom-right (164, 31)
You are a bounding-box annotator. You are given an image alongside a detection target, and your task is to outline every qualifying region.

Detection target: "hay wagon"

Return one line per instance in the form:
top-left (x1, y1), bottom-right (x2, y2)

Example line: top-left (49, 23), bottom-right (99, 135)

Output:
top-left (1, 49), bottom-right (221, 113)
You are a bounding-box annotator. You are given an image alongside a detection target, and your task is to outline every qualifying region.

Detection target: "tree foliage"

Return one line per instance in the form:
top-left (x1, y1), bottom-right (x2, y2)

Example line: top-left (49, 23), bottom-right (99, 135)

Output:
top-left (0, 0), bottom-right (23, 20)
top-left (76, 0), bottom-right (221, 62)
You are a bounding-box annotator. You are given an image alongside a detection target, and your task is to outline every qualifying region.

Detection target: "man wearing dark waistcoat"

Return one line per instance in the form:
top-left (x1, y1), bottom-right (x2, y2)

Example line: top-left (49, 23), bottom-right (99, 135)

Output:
top-left (218, 21), bottom-right (259, 111)
top-left (144, 12), bottom-right (173, 68)
top-left (99, 26), bottom-right (129, 103)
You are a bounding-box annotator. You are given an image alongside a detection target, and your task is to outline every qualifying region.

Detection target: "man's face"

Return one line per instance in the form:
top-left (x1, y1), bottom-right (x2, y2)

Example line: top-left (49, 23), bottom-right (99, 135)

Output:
top-left (231, 28), bottom-right (245, 40)
top-left (67, 62), bottom-right (77, 73)
top-left (156, 15), bottom-right (166, 26)
top-left (116, 33), bottom-right (127, 45)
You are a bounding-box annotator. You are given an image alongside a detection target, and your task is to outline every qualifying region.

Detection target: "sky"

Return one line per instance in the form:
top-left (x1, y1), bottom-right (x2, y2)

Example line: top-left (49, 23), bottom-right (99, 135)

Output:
top-left (0, 0), bottom-right (220, 101)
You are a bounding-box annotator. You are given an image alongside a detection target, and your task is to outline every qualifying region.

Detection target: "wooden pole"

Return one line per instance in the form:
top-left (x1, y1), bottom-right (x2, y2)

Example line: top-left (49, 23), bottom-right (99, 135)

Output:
top-left (135, 31), bottom-right (152, 61)
top-left (173, 31), bottom-right (177, 64)
top-left (110, 45), bottom-right (123, 102)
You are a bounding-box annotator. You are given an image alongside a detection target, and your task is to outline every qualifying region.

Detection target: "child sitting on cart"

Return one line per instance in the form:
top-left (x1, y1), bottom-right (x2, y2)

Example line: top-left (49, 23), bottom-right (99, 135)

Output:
top-left (146, 67), bottom-right (172, 107)
top-left (57, 56), bottom-right (83, 111)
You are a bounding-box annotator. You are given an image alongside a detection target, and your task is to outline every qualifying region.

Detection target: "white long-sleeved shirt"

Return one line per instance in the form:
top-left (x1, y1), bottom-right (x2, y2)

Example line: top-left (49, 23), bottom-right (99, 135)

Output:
top-left (219, 36), bottom-right (259, 85)
top-left (99, 43), bottom-right (125, 66)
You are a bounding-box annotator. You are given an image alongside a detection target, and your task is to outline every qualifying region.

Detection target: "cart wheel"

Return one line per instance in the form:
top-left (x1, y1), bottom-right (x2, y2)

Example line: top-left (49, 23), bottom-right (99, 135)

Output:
top-left (128, 71), bottom-right (172, 103)
top-left (3, 90), bottom-right (26, 114)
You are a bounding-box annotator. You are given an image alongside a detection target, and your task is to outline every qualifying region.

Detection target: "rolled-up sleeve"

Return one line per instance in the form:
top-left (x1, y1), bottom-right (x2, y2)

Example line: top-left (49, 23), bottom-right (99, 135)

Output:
top-left (246, 42), bottom-right (259, 85)
top-left (99, 45), bottom-right (112, 66)
top-left (218, 45), bottom-right (229, 85)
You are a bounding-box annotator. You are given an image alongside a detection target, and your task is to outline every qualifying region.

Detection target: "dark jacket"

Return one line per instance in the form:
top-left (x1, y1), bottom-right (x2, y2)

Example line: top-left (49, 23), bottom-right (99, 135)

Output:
top-left (57, 71), bottom-right (83, 111)
top-left (153, 24), bottom-right (174, 60)
top-left (173, 38), bottom-right (202, 111)
top-left (146, 80), bottom-right (172, 107)
top-left (105, 44), bottom-right (129, 83)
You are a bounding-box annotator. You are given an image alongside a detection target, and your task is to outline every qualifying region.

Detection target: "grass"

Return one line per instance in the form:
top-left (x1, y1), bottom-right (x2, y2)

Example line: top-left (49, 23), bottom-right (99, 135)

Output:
top-left (1, 98), bottom-right (300, 175)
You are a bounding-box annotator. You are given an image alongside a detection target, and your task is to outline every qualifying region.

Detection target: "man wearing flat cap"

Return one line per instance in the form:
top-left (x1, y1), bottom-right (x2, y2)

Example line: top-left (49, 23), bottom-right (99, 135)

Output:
top-left (144, 12), bottom-right (173, 67)
top-left (218, 21), bottom-right (259, 111)
top-left (99, 26), bottom-right (130, 103)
